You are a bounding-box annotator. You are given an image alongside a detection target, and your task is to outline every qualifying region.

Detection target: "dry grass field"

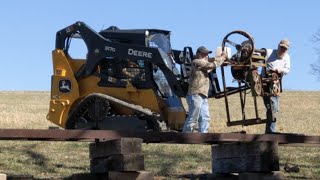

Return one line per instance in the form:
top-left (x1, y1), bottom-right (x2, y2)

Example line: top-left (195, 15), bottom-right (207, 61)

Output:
top-left (0, 91), bottom-right (319, 179)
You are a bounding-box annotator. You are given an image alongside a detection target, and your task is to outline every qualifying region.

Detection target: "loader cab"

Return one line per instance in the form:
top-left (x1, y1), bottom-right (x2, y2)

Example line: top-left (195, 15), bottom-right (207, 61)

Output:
top-left (99, 27), bottom-right (181, 98)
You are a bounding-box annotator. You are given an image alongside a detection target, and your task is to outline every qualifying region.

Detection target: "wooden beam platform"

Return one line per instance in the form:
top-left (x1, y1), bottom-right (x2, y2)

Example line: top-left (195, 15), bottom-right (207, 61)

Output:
top-left (0, 129), bottom-right (318, 145)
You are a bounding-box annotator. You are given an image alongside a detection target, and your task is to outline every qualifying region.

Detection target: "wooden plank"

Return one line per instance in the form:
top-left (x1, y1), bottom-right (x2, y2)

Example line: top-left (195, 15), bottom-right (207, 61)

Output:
top-left (212, 141), bottom-right (278, 159)
top-left (0, 129), bottom-right (319, 145)
top-left (239, 171), bottom-right (284, 180)
top-left (108, 171), bottom-right (154, 180)
top-left (89, 138), bottom-right (142, 159)
top-left (5, 174), bottom-right (33, 180)
top-left (70, 173), bottom-right (107, 180)
top-left (213, 156), bottom-right (279, 173)
top-left (202, 173), bottom-right (238, 180)
top-left (212, 142), bottom-right (279, 173)
top-left (90, 154), bottom-right (144, 173)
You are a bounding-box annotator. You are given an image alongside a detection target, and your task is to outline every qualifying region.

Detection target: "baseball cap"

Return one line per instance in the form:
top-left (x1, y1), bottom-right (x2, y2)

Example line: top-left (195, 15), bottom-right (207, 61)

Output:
top-left (197, 46), bottom-right (212, 54)
top-left (279, 39), bottom-right (290, 49)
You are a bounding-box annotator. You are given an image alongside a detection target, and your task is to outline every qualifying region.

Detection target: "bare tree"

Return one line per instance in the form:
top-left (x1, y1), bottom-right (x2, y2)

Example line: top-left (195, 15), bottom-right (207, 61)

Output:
top-left (311, 29), bottom-right (320, 80)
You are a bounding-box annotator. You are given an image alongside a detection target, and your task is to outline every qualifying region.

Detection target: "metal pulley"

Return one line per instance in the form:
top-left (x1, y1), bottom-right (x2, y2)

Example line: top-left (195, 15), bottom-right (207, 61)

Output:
top-left (271, 73), bottom-right (281, 96)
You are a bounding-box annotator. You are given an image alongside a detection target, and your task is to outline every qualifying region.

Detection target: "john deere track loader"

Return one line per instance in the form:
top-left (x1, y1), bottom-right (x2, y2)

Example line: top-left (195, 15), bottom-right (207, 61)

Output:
top-left (47, 21), bottom-right (195, 131)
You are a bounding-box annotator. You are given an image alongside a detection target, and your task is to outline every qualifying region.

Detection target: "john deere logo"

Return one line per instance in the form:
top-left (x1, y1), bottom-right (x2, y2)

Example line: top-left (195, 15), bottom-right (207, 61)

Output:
top-left (59, 79), bottom-right (72, 93)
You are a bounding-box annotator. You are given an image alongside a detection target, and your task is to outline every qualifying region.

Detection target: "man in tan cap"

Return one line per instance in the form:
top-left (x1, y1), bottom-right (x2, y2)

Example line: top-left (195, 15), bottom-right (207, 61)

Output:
top-left (182, 46), bottom-right (227, 133)
top-left (262, 39), bottom-right (291, 133)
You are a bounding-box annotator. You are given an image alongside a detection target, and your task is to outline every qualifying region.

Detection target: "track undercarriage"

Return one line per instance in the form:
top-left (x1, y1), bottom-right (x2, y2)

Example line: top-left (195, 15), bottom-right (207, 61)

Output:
top-left (65, 93), bottom-right (167, 131)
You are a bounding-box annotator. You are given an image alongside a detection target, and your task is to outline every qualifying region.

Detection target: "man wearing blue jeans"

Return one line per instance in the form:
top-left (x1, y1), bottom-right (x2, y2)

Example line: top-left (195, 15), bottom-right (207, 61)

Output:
top-left (263, 96), bottom-right (279, 133)
top-left (263, 39), bottom-right (291, 133)
top-left (182, 46), bottom-right (227, 133)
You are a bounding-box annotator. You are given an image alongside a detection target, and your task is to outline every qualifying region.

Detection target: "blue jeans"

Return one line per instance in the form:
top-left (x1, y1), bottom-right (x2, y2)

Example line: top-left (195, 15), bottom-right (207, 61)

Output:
top-left (183, 94), bottom-right (210, 133)
top-left (263, 96), bottom-right (279, 133)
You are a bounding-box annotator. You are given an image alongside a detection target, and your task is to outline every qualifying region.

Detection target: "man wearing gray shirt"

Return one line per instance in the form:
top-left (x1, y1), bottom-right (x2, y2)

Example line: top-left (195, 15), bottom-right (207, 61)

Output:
top-left (263, 39), bottom-right (291, 133)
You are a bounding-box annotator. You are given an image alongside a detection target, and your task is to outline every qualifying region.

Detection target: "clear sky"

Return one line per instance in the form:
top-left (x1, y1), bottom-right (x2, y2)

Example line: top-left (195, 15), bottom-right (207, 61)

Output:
top-left (1, 0), bottom-right (319, 91)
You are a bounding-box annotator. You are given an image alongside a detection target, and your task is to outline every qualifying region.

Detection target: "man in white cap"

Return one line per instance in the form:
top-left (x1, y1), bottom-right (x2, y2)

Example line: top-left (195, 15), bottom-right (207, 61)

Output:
top-left (182, 46), bottom-right (227, 133)
top-left (263, 39), bottom-right (291, 133)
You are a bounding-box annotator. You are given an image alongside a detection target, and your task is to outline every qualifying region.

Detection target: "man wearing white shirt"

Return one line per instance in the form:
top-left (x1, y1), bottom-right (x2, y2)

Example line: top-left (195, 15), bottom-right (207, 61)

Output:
top-left (263, 39), bottom-right (291, 133)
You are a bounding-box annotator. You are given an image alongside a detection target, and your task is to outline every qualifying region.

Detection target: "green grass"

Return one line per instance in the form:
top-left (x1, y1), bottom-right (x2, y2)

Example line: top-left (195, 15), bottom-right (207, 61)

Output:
top-left (0, 91), bottom-right (319, 179)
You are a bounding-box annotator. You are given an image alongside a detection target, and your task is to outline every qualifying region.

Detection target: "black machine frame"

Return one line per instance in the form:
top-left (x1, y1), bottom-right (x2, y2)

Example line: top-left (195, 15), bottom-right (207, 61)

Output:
top-left (210, 30), bottom-right (283, 127)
